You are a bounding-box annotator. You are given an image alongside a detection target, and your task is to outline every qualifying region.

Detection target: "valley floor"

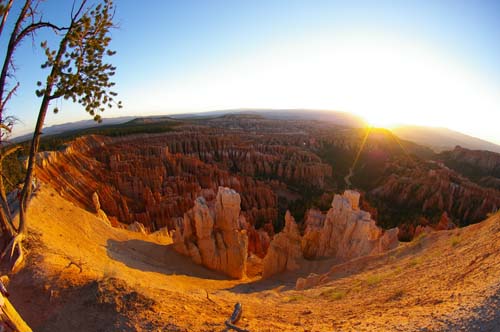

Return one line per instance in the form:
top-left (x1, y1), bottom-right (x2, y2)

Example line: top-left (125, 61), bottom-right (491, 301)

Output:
top-left (6, 185), bottom-right (500, 331)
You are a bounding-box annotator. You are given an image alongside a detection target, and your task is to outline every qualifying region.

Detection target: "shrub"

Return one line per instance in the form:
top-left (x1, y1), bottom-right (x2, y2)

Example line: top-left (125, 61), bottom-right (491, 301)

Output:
top-left (366, 274), bottom-right (382, 286)
top-left (450, 236), bottom-right (462, 247)
top-left (319, 288), bottom-right (346, 301)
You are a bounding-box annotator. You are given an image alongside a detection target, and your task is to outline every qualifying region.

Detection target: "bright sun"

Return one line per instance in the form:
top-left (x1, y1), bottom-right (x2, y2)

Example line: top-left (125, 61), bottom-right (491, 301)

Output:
top-left (162, 36), bottom-right (497, 137)
top-left (361, 113), bottom-right (398, 129)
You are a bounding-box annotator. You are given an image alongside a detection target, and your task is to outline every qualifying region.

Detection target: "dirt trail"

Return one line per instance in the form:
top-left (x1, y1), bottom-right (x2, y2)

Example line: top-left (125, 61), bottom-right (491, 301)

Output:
top-left (6, 184), bottom-right (500, 331)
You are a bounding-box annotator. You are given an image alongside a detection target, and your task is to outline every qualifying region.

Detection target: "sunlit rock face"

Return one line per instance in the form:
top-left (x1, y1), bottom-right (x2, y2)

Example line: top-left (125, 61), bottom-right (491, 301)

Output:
top-left (91, 192), bottom-right (111, 226)
top-left (34, 134), bottom-right (282, 232)
top-left (434, 212), bottom-right (456, 231)
top-left (33, 126), bottom-right (334, 233)
top-left (173, 187), bottom-right (248, 279)
top-left (370, 157), bottom-right (500, 230)
top-left (301, 190), bottom-right (399, 261)
top-left (262, 211), bottom-right (303, 279)
top-left (261, 190), bottom-right (399, 278)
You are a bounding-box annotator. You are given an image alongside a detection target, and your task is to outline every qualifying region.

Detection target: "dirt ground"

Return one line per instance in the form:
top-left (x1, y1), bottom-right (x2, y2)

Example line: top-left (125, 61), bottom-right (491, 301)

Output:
top-left (5, 185), bottom-right (500, 331)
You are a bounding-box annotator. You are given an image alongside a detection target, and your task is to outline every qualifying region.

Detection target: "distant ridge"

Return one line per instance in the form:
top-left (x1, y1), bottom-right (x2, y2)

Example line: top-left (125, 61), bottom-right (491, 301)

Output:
top-left (391, 125), bottom-right (500, 153)
top-left (219, 108), bottom-right (367, 127)
top-left (11, 116), bottom-right (135, 142)
top-left (11, 110), bottom-right (499, 154)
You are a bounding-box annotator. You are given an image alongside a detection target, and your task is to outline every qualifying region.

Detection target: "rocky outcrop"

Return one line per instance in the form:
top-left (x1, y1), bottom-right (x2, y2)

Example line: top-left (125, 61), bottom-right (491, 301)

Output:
top-left (33, 116), bottom-right (498, 247)
top-left (127, 221), bottom-right (147, 235)
top-left (370, 157), bottom-right (500, 228)
top-left (441, 146), bottom-right (500, 175)
top-left (173, 187), bottom-right (248, 279)
top-left (261, 190), bottom-right (398, 278)
top-left (262, 211), bottom-right (303, 279)
top-left (301, 190), bottom-right (399, 261)
top-left (435, 212), bottom-right (456, 231)
top-left (439, 146), bottom-right (500, 190)
top-left (246, 227), bottom-right (271, 259)
top-left (91, 192), bottom-right (110, 226)
top-left (35, 134), bottom-right (280, 232)
top-left (295, 273), bottom-right (329, 291)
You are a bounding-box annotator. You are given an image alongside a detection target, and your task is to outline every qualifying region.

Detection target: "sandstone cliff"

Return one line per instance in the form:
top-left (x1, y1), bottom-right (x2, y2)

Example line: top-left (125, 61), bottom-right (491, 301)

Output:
top-left (301, 190), bottom-right (399, 260)
top-left (91, 192), bottom-right (111, 226)
top-left (262, 190), bottom-right (399, 278)
top-left (173, 187), bottom-right (248, 279)
top-left (439, 146), bottom-right (500, 190)
top-left (35, 134), bottom-right (279, 232)
top-left (262, 211), bottom-right (303, 278)
top-left (370, 157), bottom-right (500, 229)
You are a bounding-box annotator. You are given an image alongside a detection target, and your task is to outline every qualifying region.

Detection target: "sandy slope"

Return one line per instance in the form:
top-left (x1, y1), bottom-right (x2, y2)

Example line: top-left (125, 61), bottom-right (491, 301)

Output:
top-left (6, 184), bottom-right (500, 331)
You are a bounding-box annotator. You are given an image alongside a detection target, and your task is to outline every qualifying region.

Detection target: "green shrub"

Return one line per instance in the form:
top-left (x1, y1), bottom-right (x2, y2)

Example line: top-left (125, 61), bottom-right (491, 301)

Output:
top-left (319, 288), bottom-right (346, 301)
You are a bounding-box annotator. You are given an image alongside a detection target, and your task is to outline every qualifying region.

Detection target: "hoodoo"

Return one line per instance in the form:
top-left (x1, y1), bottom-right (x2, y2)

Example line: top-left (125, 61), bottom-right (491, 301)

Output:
top-left (301, 190), bottom-right (399, 261)
top-left (173, 186), bottom-right (248, 279)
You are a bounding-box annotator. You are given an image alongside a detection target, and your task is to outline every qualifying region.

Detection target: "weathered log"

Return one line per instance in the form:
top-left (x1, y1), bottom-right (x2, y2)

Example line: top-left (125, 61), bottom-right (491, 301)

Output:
top-left (0, 277), bottom-right (32, 332)
top-left (224, 302), bottom-right (249, 332)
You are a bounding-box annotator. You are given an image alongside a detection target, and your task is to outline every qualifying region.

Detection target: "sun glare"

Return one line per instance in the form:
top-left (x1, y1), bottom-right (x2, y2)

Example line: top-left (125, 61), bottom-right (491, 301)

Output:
top-left (361, 113), bottom-right (397, 129)
top-left (155, 36), bottom-right (499, 138)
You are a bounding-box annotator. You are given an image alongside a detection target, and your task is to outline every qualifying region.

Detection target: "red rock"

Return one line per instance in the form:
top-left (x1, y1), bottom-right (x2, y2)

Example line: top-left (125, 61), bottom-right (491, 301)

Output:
top-left (173, 187), bottom-right (248, 279)
top-left (262, 211), bottom-right (303, 278)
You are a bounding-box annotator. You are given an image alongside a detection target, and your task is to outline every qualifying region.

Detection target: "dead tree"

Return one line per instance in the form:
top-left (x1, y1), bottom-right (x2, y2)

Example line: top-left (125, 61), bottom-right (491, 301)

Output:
top-left (0, 0), bottom-right (121, 270)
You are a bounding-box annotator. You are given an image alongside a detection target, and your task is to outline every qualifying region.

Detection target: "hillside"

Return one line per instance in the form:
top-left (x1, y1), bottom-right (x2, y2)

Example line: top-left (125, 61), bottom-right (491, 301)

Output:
top-left (392, 125), bottom-right (500, 153)
top-left (6, 184), bottom-right (500, 331)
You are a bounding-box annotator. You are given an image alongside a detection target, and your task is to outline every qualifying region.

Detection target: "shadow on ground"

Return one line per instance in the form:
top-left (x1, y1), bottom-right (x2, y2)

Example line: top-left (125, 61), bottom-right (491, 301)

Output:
top-left (106, 238), bottom-right (229, 281)
top-left (226, 256), bottom-right (341, 294)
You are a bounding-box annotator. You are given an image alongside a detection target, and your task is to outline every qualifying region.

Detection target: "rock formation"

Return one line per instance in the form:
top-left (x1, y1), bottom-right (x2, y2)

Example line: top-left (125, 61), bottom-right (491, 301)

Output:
top-left (173, 187), bottom-right (248, 279)
top-left (91, 192), bottom-right (110, 226)
top-left (435, 212), bottom-right (456, 231)
top-left (34, 133), bottom-right (305, 232)
top-left (33, 116), bottom-right (499, 245)
top-left (370, 157), bottom-right (500, 228)
top-left (301, 190), bottom-right (399, 261)
top-left (127, 221), bottom-right (147, 235)
top-left (246, 227), bottom-right (271, 258)
top-left (262, 211), bottom-right (303, 279)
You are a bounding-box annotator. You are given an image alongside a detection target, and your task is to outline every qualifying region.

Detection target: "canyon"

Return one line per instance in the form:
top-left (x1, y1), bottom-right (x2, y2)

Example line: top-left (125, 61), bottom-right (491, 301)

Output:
top-left (3, 114), bottom-right (499, 331)
top-left (34, 116), bottom-right (500, 242)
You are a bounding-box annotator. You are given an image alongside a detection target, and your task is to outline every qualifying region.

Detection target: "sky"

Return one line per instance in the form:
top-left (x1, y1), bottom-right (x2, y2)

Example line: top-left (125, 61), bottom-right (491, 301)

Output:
top-left (2, 0), bottom-right (500, 144)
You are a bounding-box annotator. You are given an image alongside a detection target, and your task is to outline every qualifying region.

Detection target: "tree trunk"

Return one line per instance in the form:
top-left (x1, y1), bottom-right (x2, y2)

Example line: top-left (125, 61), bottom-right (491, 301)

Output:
top-left (18, 92), bottom-right (51, 236)
top-left (14, 32), bottom-right (69, 266)
top-left (0, 276), bottom-right (32, 332)
top-left (0, 0), bottom-right (32, 257)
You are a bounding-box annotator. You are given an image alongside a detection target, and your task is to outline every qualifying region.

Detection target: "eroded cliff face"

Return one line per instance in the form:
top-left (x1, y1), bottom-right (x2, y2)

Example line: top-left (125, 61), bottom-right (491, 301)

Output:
top-left (262, 190), bottom-right (399, 278)
top-left (34, 125), bottom-right (335, 235)
top-left (369, 157), bottom-right (500, 230)
top-left (173, 187), bottom-right (248, 279)
top-left (34, 117), bottom-right (499, 244)
top-left (35, 134), bottom-right (287, 232)
top-left (301, 190), bottom-right (399, 260)
top-left (262, 211), bottom-right (303, 279)
top-left (442, 146), bottom-right (500, 175)
top-left (439, 146), bottom-right (500, 190)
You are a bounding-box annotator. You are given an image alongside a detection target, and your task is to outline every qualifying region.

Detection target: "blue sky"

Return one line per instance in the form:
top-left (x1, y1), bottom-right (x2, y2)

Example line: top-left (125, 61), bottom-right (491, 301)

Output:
top-left (3, 0), bottom-right (500, 143)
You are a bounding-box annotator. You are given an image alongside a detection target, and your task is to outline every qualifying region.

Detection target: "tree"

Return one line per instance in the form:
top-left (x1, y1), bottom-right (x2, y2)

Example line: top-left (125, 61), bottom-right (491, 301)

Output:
top-left (0, 0), bottom-right (121, 271)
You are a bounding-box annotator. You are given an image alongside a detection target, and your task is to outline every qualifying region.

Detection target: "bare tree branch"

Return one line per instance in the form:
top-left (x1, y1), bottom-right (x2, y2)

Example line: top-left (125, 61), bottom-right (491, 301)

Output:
top-left (72, 0), bottom-right (87, 22)
top-left (14, 21), bottom-right (67, 45)
top-left (0, 172), bottom-right (16, 188)
top-left (2, 81), bottom-right (19, 106)
top-left (0, 145), bottom-right (21, 162)
top-left (0, 0), bottom-right (14, 36)
top-left (0, 0), bottom-right (32, 116)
